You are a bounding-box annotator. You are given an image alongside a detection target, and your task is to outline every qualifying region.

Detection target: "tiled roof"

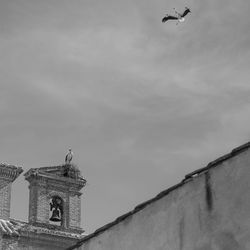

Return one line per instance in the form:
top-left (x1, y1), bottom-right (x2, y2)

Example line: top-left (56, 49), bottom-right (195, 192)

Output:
top-left (67, 141), bottom-right (250, 250)
top-left (0, 163), bottom-right (23, 175)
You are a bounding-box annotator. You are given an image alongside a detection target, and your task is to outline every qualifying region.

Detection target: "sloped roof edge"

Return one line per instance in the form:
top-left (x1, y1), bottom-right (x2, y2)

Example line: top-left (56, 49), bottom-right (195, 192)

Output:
top-left (67, 141), bottom-right (250, 250)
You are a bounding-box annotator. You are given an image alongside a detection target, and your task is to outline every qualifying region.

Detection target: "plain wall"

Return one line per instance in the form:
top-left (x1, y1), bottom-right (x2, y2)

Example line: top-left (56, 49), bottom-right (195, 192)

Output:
top-left (75, 149), bottom-right (250, 250)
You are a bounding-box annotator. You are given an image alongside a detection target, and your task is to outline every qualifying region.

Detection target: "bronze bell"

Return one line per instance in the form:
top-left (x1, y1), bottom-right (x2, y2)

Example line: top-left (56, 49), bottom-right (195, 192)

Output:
top-left (50, 209), bottom-right (61, 222)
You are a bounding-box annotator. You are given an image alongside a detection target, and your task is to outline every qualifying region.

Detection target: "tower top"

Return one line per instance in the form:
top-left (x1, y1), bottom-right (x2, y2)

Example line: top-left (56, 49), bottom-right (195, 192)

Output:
top-left (24, 164), bottom-right (86, 232)
top-left (24, 163), bottom-right (86, 187)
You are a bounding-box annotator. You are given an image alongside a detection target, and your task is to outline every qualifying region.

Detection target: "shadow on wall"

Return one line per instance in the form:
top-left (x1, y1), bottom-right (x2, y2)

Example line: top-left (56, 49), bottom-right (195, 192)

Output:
top-left (195, 232), bottom-right (246, 250)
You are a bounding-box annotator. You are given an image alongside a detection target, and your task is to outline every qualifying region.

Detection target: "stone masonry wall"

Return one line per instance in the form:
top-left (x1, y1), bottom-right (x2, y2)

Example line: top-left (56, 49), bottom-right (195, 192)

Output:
top-left (0, 179), bottom-right (10, 190)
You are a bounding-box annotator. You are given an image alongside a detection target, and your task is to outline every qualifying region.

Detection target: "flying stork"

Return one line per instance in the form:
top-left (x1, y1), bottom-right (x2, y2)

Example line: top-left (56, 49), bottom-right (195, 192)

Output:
top-left (162, 7), bottom-right (191, 24)
top-left (65, 149), bottom-right (73, 164)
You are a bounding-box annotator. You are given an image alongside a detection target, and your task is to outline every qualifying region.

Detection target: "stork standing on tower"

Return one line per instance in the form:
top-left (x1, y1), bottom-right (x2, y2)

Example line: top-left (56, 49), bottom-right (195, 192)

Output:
top-left (65, 149), bottom-right (73, 164)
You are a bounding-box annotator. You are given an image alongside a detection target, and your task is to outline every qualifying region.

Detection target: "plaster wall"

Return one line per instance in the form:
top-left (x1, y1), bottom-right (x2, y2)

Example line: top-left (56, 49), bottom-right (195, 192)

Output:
top-left (37, 188), bottom-right (49, 223)
top-left (76, 149), bottom-right (250, 250)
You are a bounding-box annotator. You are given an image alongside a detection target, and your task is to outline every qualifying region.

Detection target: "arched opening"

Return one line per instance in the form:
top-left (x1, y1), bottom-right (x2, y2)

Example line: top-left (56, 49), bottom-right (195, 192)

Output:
top-left (49, 196), bottom-right (64, 226)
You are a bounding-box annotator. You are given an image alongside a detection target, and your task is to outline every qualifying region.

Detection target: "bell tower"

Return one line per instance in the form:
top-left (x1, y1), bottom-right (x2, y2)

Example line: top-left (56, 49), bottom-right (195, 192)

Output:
top-left (24, 163), bottom-right (86, 232)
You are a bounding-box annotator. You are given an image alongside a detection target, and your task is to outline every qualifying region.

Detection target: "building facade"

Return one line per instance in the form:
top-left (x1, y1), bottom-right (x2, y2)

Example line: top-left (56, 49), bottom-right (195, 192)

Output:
top-left (0, 163), bottom-right (86, 250)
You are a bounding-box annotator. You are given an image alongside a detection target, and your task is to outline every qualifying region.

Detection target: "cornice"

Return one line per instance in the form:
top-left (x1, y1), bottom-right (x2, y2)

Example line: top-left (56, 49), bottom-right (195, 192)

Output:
top-left (25, 167), bottom-right (86, 191)
top-left (0, 163), bottom-right (23, 188)
top-left (10, 219), bottom-right (85, 239)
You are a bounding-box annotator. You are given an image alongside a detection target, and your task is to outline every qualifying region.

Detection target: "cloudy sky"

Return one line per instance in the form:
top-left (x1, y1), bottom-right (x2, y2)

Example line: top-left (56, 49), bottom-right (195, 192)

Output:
top-left (1, 0), bottom-right (250, 233)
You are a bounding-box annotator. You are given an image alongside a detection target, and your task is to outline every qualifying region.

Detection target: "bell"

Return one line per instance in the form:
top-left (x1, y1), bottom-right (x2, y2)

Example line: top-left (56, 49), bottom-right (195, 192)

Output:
top-left (50, 209), bottom-right (61, 222)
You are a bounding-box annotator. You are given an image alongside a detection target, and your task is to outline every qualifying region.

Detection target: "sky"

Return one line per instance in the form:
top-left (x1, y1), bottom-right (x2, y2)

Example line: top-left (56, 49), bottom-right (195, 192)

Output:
top-left (1, 0), bottom-right (250, 233)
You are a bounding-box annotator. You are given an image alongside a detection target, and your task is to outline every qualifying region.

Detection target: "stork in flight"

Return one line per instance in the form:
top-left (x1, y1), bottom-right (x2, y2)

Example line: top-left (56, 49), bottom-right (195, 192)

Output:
top-left (65, 149), bottom-right (73, 164)
top-left (162, 7), bottom-right (191, 24)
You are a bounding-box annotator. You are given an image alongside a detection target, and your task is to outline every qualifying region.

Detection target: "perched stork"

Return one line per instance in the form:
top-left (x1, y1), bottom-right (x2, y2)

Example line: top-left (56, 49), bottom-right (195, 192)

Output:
top-left (65, 149), bottom-right (73, 164)
top-left (162, 7), bottom-right (191, 24)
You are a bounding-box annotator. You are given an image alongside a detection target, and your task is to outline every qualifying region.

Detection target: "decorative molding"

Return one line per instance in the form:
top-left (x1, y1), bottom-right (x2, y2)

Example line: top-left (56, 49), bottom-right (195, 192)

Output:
top-left (0, 163), bottom-right (23, 189)
top-left (16, 220), bottom-right (85, 236)
top-left (24, 165), bottom-right (86, 191)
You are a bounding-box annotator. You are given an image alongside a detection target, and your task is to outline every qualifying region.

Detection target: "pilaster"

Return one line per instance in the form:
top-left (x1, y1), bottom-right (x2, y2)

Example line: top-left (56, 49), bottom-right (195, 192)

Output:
top-left (0, 163), bottom-right (23, 219)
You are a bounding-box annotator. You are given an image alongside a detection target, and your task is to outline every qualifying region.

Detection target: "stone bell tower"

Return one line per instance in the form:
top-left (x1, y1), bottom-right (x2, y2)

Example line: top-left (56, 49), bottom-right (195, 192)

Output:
top-left (24, 162), bottom-right (86, 233)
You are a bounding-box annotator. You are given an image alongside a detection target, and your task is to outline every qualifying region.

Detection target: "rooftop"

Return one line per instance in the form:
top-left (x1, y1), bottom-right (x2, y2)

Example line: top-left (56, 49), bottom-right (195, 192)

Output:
top-left (67, 141), bottom-right (250, 250)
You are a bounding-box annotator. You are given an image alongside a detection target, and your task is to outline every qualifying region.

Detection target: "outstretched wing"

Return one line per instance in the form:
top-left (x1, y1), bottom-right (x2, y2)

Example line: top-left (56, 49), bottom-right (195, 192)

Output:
top-left (181, 8), bottom-right (190, 17)
top-left (162, 15), bottom-right (178, 22)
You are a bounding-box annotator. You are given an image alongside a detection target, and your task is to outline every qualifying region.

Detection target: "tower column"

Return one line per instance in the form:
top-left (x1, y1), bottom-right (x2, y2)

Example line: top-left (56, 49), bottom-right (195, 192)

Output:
top-left (0, 164), bottom-right (23, 219)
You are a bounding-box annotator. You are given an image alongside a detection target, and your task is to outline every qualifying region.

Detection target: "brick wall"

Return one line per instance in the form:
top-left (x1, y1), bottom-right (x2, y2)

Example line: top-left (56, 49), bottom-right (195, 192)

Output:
top-left (0, 184), bottom-right (11, 219)
top-left (28, 184), bottom-right (37, 223)
top-left (28, 182), bottom-right (70, 226)
top-left (69, 195), bottom-right (81, 228)
top-left (36, 188), bottom-right (49, 223)
top-left (25, 166), bottom-right (85, 231)
top-left (0, 164), bottom-right (84, 249)
top-left (0, 164), bottom-right (23, 220)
